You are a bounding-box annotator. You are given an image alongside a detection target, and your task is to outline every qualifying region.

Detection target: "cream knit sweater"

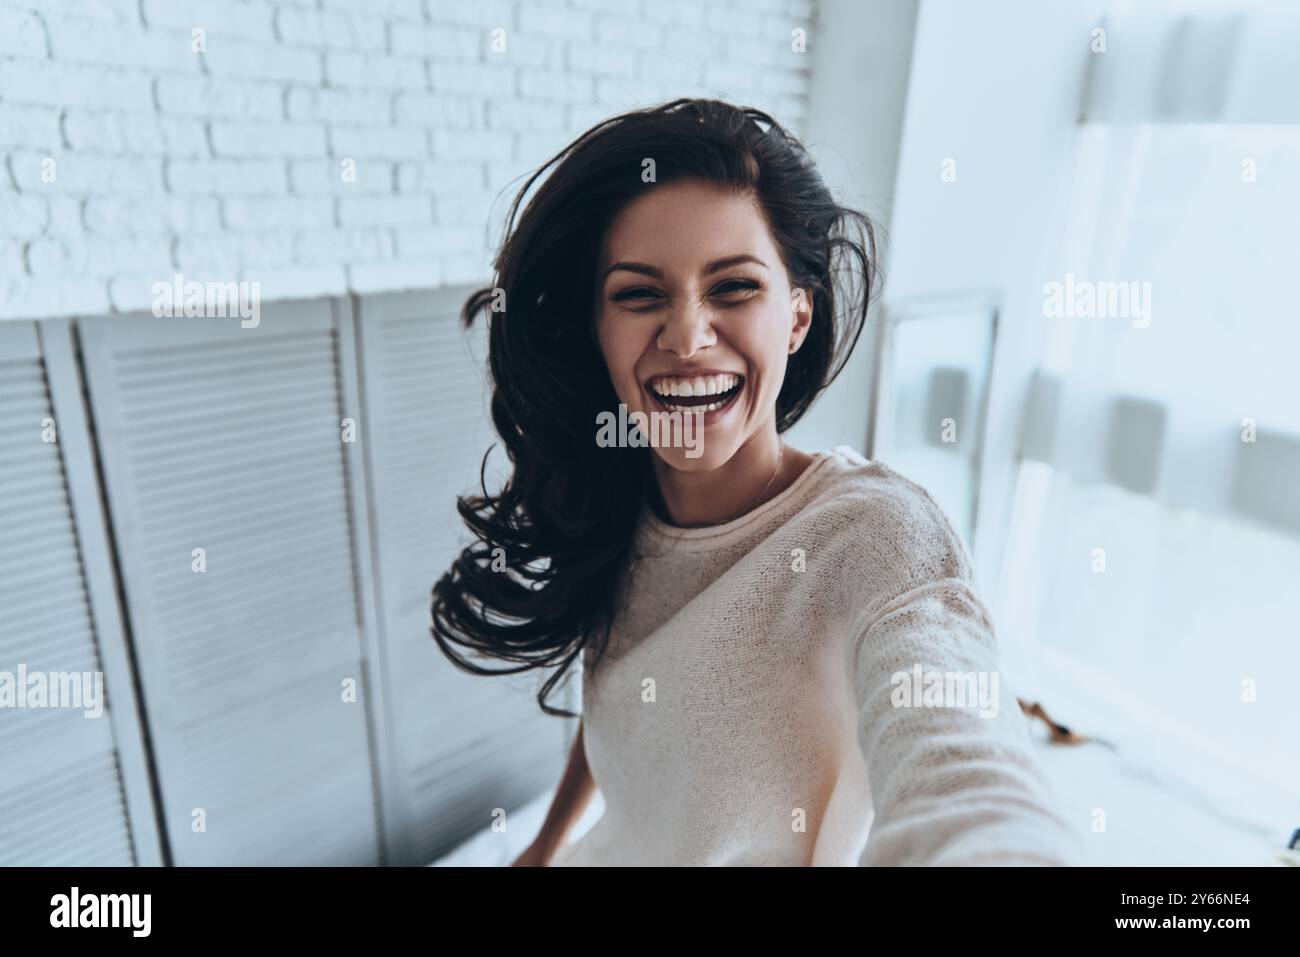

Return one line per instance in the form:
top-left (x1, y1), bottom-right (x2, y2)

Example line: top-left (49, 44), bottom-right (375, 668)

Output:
top-left (549, 446), bottom-right (1080, 866)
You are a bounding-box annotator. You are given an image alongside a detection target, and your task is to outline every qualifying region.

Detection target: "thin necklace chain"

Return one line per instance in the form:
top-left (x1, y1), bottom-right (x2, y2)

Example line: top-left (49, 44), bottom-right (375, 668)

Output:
top-left (640, 442), bottom-right (789, 560)
top-left (655, 442), bottom-right (786, 533)
top-left (706, 441), bottom-right (785, 527)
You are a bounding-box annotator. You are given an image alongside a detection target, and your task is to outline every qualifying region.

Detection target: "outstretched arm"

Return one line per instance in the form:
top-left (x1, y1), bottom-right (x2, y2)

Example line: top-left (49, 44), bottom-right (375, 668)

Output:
top-left (850, 577), bottom-right (1080, 866)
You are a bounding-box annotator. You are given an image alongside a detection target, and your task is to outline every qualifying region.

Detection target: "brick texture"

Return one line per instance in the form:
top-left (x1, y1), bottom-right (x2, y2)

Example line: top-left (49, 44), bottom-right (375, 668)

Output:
top-left (0, 0), bottom-right (814, 319)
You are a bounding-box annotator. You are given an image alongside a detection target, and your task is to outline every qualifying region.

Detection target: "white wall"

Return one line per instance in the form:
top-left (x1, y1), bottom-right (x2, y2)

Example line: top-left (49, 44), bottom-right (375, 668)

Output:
top-left (882, 0), bottom-right (1102, 590)
top-left (0, 0), bottom-right (817, 321)
top-left (786, 0), bottom-right (919, 457)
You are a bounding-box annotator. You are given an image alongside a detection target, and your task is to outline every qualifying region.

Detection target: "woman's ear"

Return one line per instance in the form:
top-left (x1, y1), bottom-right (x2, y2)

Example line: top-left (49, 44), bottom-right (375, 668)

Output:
top-left (789, 286), bottom-right (813, 354)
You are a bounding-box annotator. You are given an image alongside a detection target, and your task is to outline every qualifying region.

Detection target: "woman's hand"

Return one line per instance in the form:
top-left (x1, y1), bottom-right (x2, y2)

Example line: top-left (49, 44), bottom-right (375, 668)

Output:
top-left (510, 840), bottom-right (553, 867)
top-left (508, 722), bottom-right (594, 867)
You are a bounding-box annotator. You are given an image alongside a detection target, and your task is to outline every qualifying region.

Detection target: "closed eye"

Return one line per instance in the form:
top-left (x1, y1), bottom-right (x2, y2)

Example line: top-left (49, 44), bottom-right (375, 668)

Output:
top-left (610, 286), bottom-right (663, 304)
top-left (711, 278), bottom-right (763, 297)
top-left (609, 278), bottom-right (764, 307)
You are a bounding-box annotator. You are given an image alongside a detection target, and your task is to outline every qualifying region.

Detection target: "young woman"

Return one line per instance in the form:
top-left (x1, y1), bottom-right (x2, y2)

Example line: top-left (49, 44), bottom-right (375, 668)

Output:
top-left (432, 98), bottom-right (1078, 867)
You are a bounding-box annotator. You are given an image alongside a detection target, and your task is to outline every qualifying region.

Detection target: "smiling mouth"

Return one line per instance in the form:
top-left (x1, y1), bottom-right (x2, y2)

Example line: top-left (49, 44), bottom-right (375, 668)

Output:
top-left (645, 373), bottom-right (744, 414)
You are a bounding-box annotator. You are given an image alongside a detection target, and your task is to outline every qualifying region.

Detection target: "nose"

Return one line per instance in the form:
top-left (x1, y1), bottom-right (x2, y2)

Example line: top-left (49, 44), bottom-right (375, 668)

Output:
top-left (655, 300), bottom-right (716, 357)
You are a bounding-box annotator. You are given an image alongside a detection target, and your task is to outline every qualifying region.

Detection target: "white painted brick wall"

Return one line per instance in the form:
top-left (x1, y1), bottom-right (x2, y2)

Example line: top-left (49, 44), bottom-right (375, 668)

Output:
top-left (0, 0), bottom-right (816, 321)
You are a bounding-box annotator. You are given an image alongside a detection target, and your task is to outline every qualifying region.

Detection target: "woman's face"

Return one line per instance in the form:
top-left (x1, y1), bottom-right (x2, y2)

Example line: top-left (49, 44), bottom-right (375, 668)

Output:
top-left (593, 178), bottom-right (812, 472)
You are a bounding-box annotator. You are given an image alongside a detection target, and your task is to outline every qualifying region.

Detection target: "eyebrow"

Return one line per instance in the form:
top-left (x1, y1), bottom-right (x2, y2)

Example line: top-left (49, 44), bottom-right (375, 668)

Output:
top-left (601, 254), bottom-right (768, 284)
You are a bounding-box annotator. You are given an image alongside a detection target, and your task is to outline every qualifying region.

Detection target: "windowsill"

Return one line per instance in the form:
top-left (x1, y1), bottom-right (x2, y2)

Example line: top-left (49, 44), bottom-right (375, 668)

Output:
top-left (1024, 651), bottom-right (1295, 866)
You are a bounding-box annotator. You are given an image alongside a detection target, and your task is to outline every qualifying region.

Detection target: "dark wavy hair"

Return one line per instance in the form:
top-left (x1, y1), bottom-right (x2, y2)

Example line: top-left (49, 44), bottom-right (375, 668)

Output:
top-left (431, 97), bottom-right (879, 717)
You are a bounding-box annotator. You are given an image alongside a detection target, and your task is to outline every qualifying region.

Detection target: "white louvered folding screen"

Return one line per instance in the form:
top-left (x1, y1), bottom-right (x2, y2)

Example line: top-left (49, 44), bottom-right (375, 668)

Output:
top-left (76, 299), bottom-right (395, 866)
top-left (354, 288), bottom-right (569, 865)
top-left (0, 320), bottom-right (161, 866)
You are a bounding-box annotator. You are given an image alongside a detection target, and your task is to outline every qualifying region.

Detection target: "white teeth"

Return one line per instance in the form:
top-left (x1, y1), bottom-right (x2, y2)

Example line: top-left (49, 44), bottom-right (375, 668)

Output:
top-left (647, 372), bottom-right (742, 414)
top-left (648, 373), bottom-right (741, 399)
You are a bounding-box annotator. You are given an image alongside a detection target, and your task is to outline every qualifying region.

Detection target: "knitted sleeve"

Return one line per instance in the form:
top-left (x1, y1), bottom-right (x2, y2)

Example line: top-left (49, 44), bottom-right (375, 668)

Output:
top-left (849, 576), bottom-right (1081, 866)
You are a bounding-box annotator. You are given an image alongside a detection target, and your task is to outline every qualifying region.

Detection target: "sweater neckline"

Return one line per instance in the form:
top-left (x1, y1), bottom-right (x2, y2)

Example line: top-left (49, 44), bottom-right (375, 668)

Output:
top-left (639, 446), bottom-right (846, 548)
